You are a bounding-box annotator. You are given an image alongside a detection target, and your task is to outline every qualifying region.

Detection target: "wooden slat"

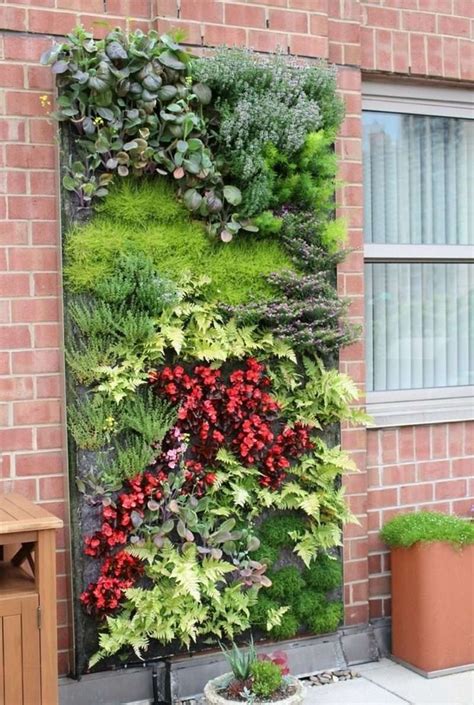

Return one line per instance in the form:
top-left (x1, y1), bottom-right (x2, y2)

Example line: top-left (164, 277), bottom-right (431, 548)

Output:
top-left (21, 596), bottom-right (41, 705)
top-left (0, 495), bottom-right (62, 534)
top-left (3, 614), bottom-right (22, 705)
top-left (37, 529), bottom-right (59, 705)
top-left (0, 617), bottom-right (4, 705)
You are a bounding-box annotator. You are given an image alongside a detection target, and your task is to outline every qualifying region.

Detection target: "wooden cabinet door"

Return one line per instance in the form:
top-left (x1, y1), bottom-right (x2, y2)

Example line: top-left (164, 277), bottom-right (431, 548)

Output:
top-left (0, 595), bottom-right (41, 705)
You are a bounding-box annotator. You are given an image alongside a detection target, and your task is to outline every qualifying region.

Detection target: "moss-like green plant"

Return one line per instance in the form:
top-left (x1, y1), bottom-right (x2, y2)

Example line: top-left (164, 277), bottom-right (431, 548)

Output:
top-left (267, 567), bottom-right (305, 603)
top-left (303, 553), bottom-right (342, 592)
top-left (306, 599), bottom-right (343, 634)
top-left (251, 659), bottom-right (282, 697)
top-left (258, 513), bottom-right (307, 551)
top-left (65, 180), bottom-right (293, 306)
top-left (268, 610), bottom-right (299, 640)
top-left (380, 511), bottom-right (474, 548)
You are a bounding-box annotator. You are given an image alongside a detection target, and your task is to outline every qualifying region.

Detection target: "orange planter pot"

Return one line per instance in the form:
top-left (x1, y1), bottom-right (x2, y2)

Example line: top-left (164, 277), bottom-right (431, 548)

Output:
top-left (391, 542), bottom-right (474, 675)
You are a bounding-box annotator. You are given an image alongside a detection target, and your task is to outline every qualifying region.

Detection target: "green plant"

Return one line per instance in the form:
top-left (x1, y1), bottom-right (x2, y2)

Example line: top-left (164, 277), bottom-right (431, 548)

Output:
top-left (251, 659), bottom-right (283, 697)
top-left (380, 512), bottom-right (474, 549)
top-left (98, 437), bottom-right (155, 487)
top-left (303, 553), bottom-right (342, 592)
top-left (65, 180), bottom-right (293, 305)
top-left (42, 26), bottom-right (249, 238)
top-left (267, 567), bottom-right (305, 603)
top-left (67, 394), bottom-right (118, 450)
top-left (268, 610), bottom-right (299, 640)
top-left (191, 48), bottom-right (344, 217)
top-left (220, 638), bottom-right (257, 681)
top-left (307, 600), bottom-right (343, 634)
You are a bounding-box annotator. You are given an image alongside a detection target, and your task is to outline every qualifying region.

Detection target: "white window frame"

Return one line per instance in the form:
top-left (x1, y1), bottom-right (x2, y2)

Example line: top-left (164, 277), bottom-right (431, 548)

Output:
top-left (362, 81), bottom-right (474, 428)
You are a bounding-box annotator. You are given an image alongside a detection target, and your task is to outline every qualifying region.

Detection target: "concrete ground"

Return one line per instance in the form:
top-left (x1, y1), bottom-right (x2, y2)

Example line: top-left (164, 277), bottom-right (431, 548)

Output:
top-left (303, 659), bottom-right (474, 705)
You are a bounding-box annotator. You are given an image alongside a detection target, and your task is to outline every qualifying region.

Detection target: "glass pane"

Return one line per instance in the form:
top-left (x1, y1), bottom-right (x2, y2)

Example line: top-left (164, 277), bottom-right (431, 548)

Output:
top-left (363, 112), bottom-right (474, 245)
top-left (365, 263), bottom-right (474, 391)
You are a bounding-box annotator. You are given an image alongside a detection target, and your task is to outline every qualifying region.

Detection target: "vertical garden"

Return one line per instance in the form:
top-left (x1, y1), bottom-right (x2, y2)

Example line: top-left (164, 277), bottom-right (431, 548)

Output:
top-left (42, 27), bottom-right (365, 673)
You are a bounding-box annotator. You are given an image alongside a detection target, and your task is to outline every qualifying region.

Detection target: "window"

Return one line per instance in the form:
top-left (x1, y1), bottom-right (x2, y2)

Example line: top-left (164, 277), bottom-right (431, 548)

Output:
top-left (362, 83), bottom-right (474, 427)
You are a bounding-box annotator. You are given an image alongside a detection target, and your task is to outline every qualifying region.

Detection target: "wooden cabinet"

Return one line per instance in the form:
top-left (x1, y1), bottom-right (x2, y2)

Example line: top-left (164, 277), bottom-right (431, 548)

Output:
top-left (0, 494), bottom-right (63, 705)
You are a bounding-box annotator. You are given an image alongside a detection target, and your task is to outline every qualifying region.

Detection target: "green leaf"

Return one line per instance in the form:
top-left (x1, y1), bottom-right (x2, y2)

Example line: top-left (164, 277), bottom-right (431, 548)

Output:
top-left (62, 175), bottom-right (77, 191)
top-left (193, 83), bottom-right (212, 105)
top-left (183, 188), bottom-right (202, 211)
top-left (223, 185), bottom-right (242, 206)
top-left (158, 50), bottom-right (186, 71)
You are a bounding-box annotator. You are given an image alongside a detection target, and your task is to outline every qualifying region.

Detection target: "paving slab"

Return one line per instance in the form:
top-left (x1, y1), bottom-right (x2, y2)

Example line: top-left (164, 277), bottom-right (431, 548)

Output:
top-left (303, 677), bottom-right (408, 704)
top-left (358, 659), bottom-right (474, 705)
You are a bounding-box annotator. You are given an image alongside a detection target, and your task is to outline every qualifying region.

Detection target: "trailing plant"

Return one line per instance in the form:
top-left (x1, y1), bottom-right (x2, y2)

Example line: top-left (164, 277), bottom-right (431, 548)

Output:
top-left (41, 26), bottom-right (251, 240)
top-left (380, 511), bottom-right (474, 548)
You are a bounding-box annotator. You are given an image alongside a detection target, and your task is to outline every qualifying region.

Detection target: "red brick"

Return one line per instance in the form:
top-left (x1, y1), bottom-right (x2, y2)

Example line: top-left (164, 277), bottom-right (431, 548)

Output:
top-left (0, 6), bottom-right (27, 31)
top-left (414, 425), bottom-right (430, 457)
top-left (459, 39), bottom-right (474, 81)
top-left (27, 9), bottom-right (77, 34)
top-left (8, 196), bottom-right (57, 221)
top-left (0, 64), bottom-right (25, 89)
top-left (398, 427), bottom-right (415, 461)
top-left (7, 172), bottom-right (28, 195)
top-left (426, 35), bottom-right (443, 77)
top-left (0, 120), bottom-right (27, 143)
top-left (0, 222), bottom-right (28, 246)
top-left (437, 14), bottom-right (471, 38)
top-left (203, 24), bottom-right (246, 46)
top-left (0, 353), bottom-right (10, 375)
top-left (442, 36), bottom-right (460, 78)
top-left (369, 575), bottom-right (390, 597)
top-left (310, 12), bottom-right (328, 35)
top-left (382, 464), bottom-right (416, 486)
top-left (154, 0), bottom-right (178, 15)
top-left (291, 0), bottom-right (327, 10)
top-left (343, 42), bottom-right (361, 66)
top-left (289, 33), bottom-right (328, 58)
top-left (226, 4), bottom-right (265, 28)
top-left (249, 29), bottom-right (288, 53)
top-left (6, 91), bottom-right (49, 118)
top-left (392, 31), bottom-right (410, 73)
top-left (12, 298), bottom-right (59, 323)
top-left (0, 376), bottom-right (33, 401)
top-left (365, 6), bottom-right (400, 29)
top-left (31, 222), bottom-right (59, 246)
top-left (381, 429), bottom-right (398, 464)
top-left (369, 488), bottom-right (398, 508)
top-left (56, 0), bottom-right (104, 10)
top-left (0, 453), bottom-right (11, 478)
top-left (328, 19), bottom-right (359, 42)
top-left (39, 474), bottom-right (65, 500)
top-left (8, 247), bottom-right (57, 272)
top-left (180, 0), bottom-right (223, 23)
top-left (452, 458), bottom-right (474, 478)
top-left (0, 325), bottom-right (31, 350)
top-left (36, 374), bottom-right (62, 399)
top-left (0, 478), bottom-right (36, 499)
top-left (368, 553), bottom-right (383, 574)
top-left (14, 399), bottom-right (61, 426)
top-left (0, 428), bottom-right (33, 451)
top-left (345, 603), bottom-right (369, 625)
top-left (30, 171), bottom-right (57, 196)
top-left (6, 144), bottom-right (55, 169)
top-left (0, 273), bottom-right (30, 297)
top-left (431, 424), bottom-right (447, 459)
top-left (12, 349), bottom-right (60, 374)
top-left (34, 323), bottom-right (61, 349)
top-left (107, 0), bottom-right (150, 16)
top-left (417, 460), bottom-right (450, 482)
top-left (400, 483), bottom-right (433, 505)
top-left (452, 499), bottom-right (474, 515)
top-left (375, 28), bottom-right (392, 72)
top-left (435, 479), bottom-right (467, 501)
top-left (37, 425), bottom-right (63, 450)
top-left (448, 422), bottom-right (464, 457)
top-left (33, 273), bottom-right (59, 296)
top-left (369, 598), bottom-right (383, 619)
top-left (29, 120), bottom-right (57, 145)
top-left (410, 33), bottom-right (427, 75)
top-left (368, 510), bottom-right (381, 531)
top-left (344, 559), bottom-right (368, 582)
top-left (269, 9), bottom-right (308, 33)
top-left (403, 11), bottom-right (436, 33)
top-left (349, 537), bottom-right (369, 560)
top-left (16, 451), bottom-right (64, 477)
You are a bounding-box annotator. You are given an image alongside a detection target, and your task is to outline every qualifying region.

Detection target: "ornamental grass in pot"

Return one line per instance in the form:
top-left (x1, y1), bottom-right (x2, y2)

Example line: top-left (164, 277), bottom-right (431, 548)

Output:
top-left (380, 511), bottom-right (474, 676)
top-left (204, 640), bottom-right (304, 705)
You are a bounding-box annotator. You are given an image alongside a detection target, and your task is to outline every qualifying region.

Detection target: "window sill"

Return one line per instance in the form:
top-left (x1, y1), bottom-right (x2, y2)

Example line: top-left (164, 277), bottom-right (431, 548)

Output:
top-left (366, 387), bottom-right (474, 428)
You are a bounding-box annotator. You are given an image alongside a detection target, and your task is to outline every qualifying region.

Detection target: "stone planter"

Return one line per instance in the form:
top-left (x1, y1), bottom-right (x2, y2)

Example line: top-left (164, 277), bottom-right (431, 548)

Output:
top-left (204, 673), bottom-right (304, 705)
top-left (391, 542), bottom-right (474, 675)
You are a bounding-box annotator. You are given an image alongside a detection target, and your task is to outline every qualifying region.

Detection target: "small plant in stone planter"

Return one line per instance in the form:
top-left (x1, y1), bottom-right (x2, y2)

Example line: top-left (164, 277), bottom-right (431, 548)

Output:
top-left (204, 640), bottom-right (304, 704)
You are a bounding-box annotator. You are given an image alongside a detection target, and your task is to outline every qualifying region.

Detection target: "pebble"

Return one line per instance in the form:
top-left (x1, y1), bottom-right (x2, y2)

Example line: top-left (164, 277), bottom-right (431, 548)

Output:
top-left (304, 668), bottom-right (361, 687)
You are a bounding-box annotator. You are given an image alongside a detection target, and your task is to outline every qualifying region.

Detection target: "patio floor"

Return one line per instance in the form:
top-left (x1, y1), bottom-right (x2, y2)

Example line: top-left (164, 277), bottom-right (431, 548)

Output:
top-left (304, 659), bottom-right (474, 705)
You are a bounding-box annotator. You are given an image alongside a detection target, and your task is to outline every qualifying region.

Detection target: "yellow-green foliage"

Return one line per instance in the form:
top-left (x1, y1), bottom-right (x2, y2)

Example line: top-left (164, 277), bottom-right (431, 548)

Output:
top-left (65, 179), bottom-right (294, 306)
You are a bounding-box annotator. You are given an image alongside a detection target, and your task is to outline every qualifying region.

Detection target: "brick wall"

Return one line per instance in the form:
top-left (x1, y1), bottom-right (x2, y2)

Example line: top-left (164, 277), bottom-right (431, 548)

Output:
top-left (0, 0), bottom-right (472, 676)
